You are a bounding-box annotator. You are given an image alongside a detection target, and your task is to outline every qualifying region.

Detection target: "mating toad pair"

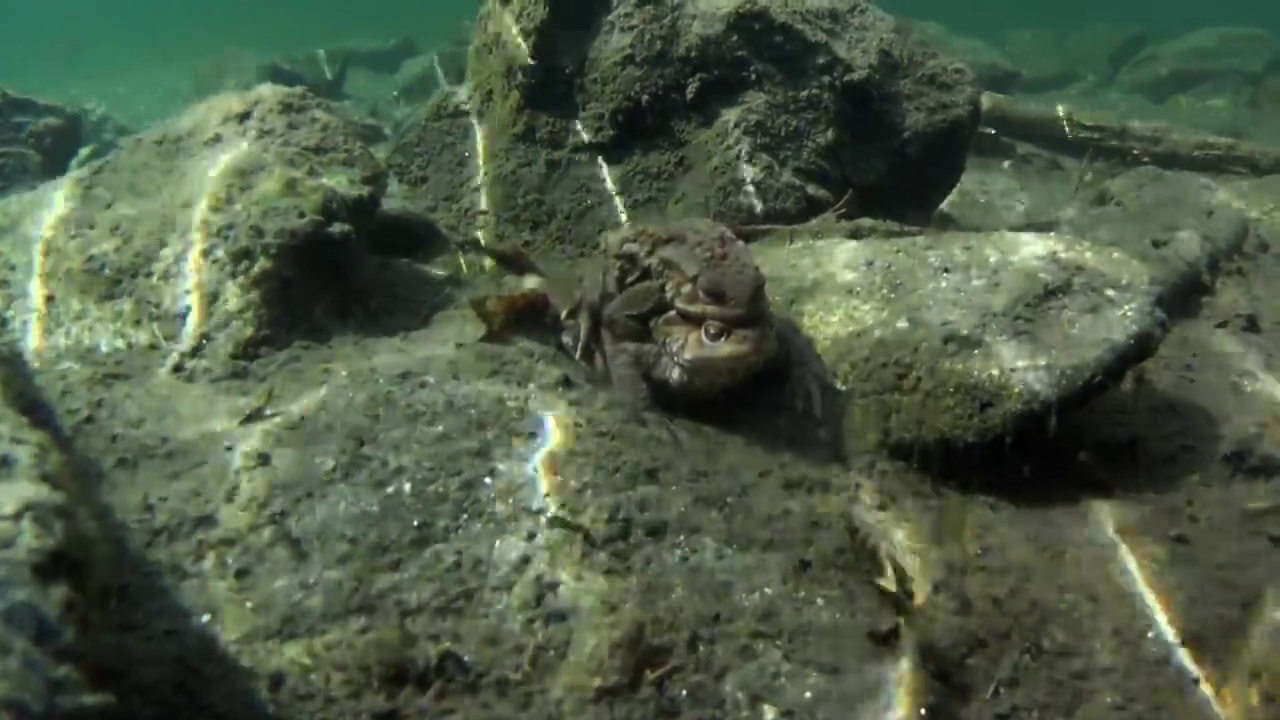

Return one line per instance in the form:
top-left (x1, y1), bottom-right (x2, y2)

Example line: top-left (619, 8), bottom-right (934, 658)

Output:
top-left (470, 218), bottom-right (827, 427)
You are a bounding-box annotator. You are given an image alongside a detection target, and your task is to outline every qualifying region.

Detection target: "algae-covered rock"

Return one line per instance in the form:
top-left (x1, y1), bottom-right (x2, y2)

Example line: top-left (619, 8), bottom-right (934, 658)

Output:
top-left (1059, 167), bottom-right (1251, 309)
top-left (388, 0), bottom-right (980, 257)
top-left (36, 314), bottom-right (925, 719)
top-left (0, 85), bottom-right (388, 376)
top-left (757, 231), bottom-right (1168, 453)
top-left (1000, 24), bottom-right (1149, 93)
top-left (756, 167), bottom-right (1250, 454)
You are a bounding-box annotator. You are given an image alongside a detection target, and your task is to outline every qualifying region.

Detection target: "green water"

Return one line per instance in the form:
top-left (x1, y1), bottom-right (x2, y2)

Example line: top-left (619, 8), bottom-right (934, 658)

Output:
top-left (0, 1), bottom-right (479, 124)
top-left (882, 0), bottom-right (1274, 39)
top-left (0, 0), bottom-right (1275, 125)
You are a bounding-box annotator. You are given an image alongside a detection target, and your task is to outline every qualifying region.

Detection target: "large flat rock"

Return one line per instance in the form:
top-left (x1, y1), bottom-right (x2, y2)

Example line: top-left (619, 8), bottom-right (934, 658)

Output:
top-left (35, 322), bottom-right (924, 719)
top-left (755, 166), bottom-right (1250, 455)
top-left (1059, 166), bottom-right (1251, 311)
top-left (757, 231), bottom-right (1168, 453)
top-left (22, 293), bottom-right (1234, 720)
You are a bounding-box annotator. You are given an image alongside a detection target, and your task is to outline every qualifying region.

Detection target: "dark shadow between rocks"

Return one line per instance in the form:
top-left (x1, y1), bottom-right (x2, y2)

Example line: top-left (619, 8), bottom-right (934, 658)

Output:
top-left (672, 375), bottom-right (849, 466)
top-left (349, 206), bottom-right (472, 337)
top-left (73, 542), bottom-right (282, 720)
top-left (250, 246), bottom-right (457, 354)
top-left (339, 256), bottom-right (463, 338)
top-left (262, 207), bottom-right (465, 348)
top-left (364, 205), bottom-right (458, 262)
top-left (903, 381), bottom-right (1222, 506)
top-left (0, 351), bottom-right (278, 720)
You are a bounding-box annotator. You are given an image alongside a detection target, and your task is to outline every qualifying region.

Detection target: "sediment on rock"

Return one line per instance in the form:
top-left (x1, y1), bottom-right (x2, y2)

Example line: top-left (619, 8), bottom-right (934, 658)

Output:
top-left (759, 230), bottom-right (1168, 454)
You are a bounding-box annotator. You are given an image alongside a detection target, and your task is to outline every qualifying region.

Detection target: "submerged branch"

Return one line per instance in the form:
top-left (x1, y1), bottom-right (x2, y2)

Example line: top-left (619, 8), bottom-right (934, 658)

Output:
top-left (979, 92), bottom-right (1280, 177)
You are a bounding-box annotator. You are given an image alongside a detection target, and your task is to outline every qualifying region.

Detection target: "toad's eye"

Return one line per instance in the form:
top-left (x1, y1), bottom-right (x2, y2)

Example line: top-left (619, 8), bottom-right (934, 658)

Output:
top-left (701, 321), bottom-right (730, 344)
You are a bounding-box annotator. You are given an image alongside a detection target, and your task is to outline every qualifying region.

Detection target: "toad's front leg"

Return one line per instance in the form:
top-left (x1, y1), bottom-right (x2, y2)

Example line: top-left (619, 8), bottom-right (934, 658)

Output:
top-left (600, 280), bottom-right (668, 343)
top-left (604, 339), bottom-right (680, 440)
top-left (560, 279), bottom-right (665, 371)
top-left (565, 272), bottom-right (665, 360)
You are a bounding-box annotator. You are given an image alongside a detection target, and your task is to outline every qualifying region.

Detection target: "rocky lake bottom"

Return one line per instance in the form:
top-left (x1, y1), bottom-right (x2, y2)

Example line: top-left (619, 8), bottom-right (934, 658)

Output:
top-left (3, 4), bottom-right (1280, 719)
top-left (0, 86), bottom-right (1270, 720)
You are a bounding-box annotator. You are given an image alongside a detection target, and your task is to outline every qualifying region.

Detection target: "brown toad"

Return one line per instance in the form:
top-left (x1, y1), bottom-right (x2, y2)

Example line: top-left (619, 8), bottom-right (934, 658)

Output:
top-left (555, 220), bottom-right (824, 424)
top-left (565, 219), bottom-right (771, 364)
top-left (593, 302), bottom-right (781, 416)
top-left (461, 220), bottom-right (830, 432)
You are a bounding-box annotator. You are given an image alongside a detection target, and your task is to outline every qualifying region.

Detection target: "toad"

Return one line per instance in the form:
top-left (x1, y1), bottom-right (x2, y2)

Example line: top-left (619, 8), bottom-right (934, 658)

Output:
top-left (460, 220), bottom-right (829, 428)
top-left (557, 220), bottom-right (829, 427)
top-left (587, 299), bottom-right (781, 417)
top-left (572, 297), bottom-right (834, 440)
top-left (564, 219), bottom-right (771, 366)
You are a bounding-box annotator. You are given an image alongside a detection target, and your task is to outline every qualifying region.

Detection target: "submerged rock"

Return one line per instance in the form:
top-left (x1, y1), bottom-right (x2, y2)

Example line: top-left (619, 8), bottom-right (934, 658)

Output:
top-left (933, 153), bottom-right (1077, 231)
top-left (1060, 166), bottom-right (1251, 312)
top-left (1001, 24), bottom-right (1148, 94)
top-left (71, 103), bottom-right (134, 169)
top-left (759, 230), bottom-right (1167, 453)
top-left (388, 0), bottom-right (980, 256)
top-left (0, 89), bottom-right (83, 196)
top-left (0, 85), bottom-right (387, 376)
top-left (1000, 29), bottom-right (1084, 94)
top-left (1112, 26), bottom-right (1280, 104)
top-left (1062, 24), bottom-right (1149, 85)
top-left (757, 166), bottom-right (1250, 454)
top-left (327, 37), bottom-right (420, 75)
